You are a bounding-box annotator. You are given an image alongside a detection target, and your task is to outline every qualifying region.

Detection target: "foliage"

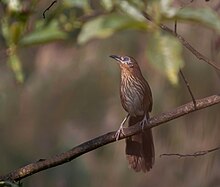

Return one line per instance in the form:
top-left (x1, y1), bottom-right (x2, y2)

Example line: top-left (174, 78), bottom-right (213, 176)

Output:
top-left (1, 0), bottom-right (220, 84)
top-left (0, 181), bottom-right (21, 187)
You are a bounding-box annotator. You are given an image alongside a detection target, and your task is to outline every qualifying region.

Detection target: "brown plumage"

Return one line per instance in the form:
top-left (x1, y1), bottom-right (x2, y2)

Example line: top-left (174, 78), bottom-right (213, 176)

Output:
top-left (110, 55), bottom-right (155, 172)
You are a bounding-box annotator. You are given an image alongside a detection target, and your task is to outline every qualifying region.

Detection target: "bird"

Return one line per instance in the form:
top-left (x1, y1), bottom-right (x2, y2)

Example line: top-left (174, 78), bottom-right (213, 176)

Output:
top-left (109, 55), bottom-right (155, 172)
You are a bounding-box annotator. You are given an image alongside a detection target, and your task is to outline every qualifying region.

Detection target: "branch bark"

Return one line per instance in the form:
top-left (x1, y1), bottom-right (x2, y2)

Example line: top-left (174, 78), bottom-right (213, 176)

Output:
top-left (0, 94), bottom-right (219, 182)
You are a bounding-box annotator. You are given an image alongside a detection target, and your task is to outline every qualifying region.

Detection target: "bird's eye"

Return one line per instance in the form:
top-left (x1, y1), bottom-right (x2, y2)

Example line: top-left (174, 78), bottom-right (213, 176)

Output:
top-left (123, 57), bottom-right (130, 61)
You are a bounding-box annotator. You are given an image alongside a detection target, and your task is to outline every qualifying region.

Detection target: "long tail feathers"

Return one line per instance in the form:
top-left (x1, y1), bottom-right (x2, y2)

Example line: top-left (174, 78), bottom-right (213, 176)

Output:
top-left (125, 115), bottom-right (155, 172)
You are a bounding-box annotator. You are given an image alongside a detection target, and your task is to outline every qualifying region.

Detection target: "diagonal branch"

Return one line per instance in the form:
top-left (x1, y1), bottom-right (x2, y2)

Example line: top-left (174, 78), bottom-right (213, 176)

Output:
top-left (0, 94), bottom-right (219, 182)
top-left (142, 12), bottom-right (220, 71)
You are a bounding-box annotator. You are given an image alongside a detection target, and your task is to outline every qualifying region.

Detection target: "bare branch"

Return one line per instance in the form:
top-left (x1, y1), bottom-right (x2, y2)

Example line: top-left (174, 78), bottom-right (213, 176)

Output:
top-left (179, 70), bottom-right (197, 107)
top-left (0, 94), bottom-right (219, 182)
top-left (174, 20), bottom-right (197, 107)
top-left (43, 1), bottom-right (57, 19)
top-left (142, 12), bottom-right (220, 71)
top-left (160, 146), bottom-right (220, 158)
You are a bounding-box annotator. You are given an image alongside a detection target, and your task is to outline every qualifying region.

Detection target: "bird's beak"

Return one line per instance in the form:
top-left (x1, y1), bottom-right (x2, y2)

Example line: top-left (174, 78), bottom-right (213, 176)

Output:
top-left (109, 55), bottom-right (121, 62)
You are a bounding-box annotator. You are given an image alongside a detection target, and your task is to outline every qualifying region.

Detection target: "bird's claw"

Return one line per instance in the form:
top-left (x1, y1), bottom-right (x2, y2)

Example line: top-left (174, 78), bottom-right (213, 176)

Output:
top-left (115, 126), bottom-right (125, 141)
top-left (141, 121), bottom-right (145, 131)
top-left (141, 115), bottom-right (149, 132)
top-left (115, 114), bottom-right (129, 141)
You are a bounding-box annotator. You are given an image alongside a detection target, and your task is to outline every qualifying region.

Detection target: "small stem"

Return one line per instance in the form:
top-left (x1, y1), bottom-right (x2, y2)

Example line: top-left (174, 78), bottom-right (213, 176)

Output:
top-left (175, 20), bottom-right (197, 108)
top-left (43, 1), bottom-right (57, 19)
top-left (179, 70), bottom-right (197, 108)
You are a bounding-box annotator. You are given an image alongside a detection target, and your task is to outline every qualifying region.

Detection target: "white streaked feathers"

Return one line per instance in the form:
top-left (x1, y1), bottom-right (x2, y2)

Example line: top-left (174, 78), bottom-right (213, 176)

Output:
top-left (120, 73), bottom-right (146, 116)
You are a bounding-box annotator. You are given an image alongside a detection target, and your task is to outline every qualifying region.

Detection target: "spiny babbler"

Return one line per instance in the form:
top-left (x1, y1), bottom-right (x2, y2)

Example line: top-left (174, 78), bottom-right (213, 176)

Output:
top-left (110, 55), bottom-right (155, 172)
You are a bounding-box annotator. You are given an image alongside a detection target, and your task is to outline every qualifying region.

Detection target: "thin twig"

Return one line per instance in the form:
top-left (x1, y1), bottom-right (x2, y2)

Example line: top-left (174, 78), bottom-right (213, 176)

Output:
top-left (142, 12), bottom-right (220, 71)
top-left (43, 1), bottom-right (57, 19)
top-left (0, 94), bottom-right (219, 182)
top-left (174, 20), bottom-right (197, 108)
top-left (179, 70), bottom-right (197, 107)
top-left (160, 146), bottom-right (220, 158)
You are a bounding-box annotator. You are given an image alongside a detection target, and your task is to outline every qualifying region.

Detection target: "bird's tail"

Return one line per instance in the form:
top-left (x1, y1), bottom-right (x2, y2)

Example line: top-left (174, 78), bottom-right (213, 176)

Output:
top-left (125, 114), bottom-right (155, 172)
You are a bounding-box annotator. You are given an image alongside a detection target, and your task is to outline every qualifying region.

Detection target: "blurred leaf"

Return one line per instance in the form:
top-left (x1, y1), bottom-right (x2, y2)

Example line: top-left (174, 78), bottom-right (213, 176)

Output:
top-left (101, 0), bottom-right (113, 11)
top-left (1, 18), bottom-right (10, 44)
top-left (9, 22), bottom-right (25, 45)
top-left (147, 32), bottom-right (184, 85)
top-left (7, 51), bottom-right (24, 83)
top-left (118, 0), bottom-right (145, 21)
top-left (63, 0), bottom-right (90, 10)
top-left (1, 17), bottom-right (27, 46)
top-left (174, 8), bottom-right (220, 32)
top-left (128, 0), bottom-right (146, 11)
top-left (160, 0), bottom-right (176, 17)
top-left (19, 20), bottom-right (67, 46)
top-left (78, 13), bottom-right (148, 44)
top-left (7, 0), bottom-right (22, 12)
top-left (146, 0), bottom-right (176, 23)
top-left (0, 181), bottom-right (20, 187)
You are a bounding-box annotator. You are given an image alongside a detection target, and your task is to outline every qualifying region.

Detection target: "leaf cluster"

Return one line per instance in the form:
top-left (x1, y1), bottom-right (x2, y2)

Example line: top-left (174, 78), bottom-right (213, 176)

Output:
top-left (1, 0), bottom-right (220, 83)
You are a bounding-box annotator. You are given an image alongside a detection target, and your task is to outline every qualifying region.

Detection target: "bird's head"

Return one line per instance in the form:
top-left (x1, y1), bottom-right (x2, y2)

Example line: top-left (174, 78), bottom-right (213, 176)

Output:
top-left (109, 55), bottom-right (138, 70)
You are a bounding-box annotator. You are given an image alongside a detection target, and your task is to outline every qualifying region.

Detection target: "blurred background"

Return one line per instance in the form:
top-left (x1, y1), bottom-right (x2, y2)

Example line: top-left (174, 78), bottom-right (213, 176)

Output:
top-left (0, 0), bottom-right (220, 186)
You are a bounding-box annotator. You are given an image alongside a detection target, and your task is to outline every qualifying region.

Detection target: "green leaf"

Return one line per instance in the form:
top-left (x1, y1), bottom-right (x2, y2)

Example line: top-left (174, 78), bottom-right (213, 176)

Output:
top-left (77, 13), bottom-right (148, 44)
top-left (0, 180), bottom-right (20, 187)
top-left (118, 0), bottom-right (145, 21)
top-left (19, 20), bottom-right (67, 46)
top-left (6, 0), bottom-right (22, 12)
top-left (145, 0), bottom-right (177, 23)
top-left (174, 8), bottom-right (220, 32)
top-left (7, 52), bottom-right (24, 83)
top-left (160, 0), bottom-right (176, 17)
top-left (63, 0), bottom-right (89, 9)
top-left (1, 18), bottom-right (10, 44)
top-left (101, 0), bottom-right (113, 11)
top-left (147, 32), bottom-right (184, 85)
top-left (9, 22), bottom-right (25, 45)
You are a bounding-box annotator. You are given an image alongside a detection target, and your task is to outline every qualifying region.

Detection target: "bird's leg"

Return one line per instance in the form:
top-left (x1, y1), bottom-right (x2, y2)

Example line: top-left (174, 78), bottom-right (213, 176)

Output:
top-left (140, 114), bottom-right (149, 131)
top-left (115, 114), bottom-right (129, 141)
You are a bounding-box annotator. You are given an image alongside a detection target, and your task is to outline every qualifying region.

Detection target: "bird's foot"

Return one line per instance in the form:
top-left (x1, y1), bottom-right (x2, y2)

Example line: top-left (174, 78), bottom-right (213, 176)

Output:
top-left (115, 114), bottom-right (129, 140)
top-left (141, 115), bottom-right (149, 131)
top-left (115, 125), bottom-right (125, 141)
